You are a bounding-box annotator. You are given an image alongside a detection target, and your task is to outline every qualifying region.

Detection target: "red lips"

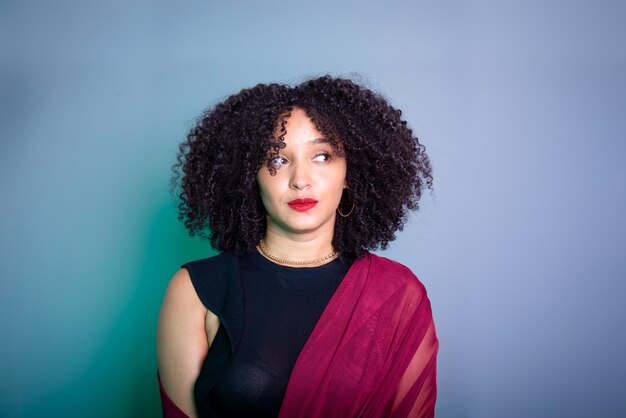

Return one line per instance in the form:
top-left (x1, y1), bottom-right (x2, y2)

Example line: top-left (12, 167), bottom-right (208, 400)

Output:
top-left (287, 198), bottom-right (318, 211)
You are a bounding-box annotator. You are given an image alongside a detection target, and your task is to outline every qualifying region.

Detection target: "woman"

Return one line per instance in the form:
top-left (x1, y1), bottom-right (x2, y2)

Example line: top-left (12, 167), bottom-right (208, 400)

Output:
top-left (157, 76), bottom-right (438, 418)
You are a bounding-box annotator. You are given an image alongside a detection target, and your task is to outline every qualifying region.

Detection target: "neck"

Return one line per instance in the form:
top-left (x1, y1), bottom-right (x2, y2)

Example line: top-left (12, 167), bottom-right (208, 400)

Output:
top-left (260, 225), bottom-right (337, 267)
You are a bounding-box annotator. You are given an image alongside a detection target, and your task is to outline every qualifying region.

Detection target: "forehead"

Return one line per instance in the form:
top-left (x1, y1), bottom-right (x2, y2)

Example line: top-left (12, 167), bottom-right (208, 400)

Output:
top-left (270, 107), bottom-right (344, 156)
top-left (278, 108), bottom-right (328, 148)
top-left (283, 108), bottom-right (321, 136)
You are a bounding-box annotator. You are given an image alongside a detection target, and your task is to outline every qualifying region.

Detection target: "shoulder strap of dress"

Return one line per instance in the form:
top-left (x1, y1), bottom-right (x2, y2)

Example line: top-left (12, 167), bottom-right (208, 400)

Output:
top-left (182, 252), bottom-right (244, 354)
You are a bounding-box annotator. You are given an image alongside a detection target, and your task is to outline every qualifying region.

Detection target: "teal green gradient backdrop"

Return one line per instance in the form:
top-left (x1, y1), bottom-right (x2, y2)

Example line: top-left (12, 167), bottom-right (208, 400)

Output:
top-left (2, 1), bottom-right (626, 417)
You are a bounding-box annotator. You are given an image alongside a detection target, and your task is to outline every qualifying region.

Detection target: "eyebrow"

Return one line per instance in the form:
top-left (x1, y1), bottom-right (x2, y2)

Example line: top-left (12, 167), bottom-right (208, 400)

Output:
top-left (309, 137), bottom-right (330, 145)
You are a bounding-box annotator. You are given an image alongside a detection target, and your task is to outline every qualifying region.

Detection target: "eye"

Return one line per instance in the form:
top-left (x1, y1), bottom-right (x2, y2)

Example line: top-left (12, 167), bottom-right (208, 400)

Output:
top-left (313, 152), bottom-right (332, 162)
top-left (269, 156), bottom-right (289, 168)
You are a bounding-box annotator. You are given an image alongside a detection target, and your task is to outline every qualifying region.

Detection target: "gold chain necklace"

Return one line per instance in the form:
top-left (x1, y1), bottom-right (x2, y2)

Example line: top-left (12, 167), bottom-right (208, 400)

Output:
top-left (258, 239), bottom-right (338, 266)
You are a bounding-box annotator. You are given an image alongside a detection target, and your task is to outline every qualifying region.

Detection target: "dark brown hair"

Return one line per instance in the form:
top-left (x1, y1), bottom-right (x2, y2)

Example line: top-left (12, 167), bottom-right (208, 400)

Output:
top-left (173, 76), bottom-right (432, 260)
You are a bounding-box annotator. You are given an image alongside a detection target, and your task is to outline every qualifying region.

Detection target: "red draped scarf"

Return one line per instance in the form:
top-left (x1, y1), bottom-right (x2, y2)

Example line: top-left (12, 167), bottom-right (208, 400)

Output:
top-left (278, 252), bottom-right (438, 418)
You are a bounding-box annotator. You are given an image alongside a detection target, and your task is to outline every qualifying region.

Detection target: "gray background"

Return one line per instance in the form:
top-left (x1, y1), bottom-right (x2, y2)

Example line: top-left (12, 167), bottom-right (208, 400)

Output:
top-left (1, 0), bottom-right (625, 417)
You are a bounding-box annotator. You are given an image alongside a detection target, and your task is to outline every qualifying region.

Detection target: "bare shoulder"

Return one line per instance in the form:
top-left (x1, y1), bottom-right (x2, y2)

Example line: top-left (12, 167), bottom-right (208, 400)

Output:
top-left (163, 268), bottom-right (205, 309)
top-left (156, 268), bottom-right (209, 418)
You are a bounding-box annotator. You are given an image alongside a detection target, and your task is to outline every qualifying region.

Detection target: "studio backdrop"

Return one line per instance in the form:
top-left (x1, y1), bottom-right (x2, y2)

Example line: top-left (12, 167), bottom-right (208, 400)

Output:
top-left (1, 1), bottom-right (625, 417)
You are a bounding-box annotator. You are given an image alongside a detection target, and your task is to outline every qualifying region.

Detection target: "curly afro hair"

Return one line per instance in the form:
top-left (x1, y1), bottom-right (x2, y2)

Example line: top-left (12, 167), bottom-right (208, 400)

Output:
top-left (173, 76), bottom-right (432, 261)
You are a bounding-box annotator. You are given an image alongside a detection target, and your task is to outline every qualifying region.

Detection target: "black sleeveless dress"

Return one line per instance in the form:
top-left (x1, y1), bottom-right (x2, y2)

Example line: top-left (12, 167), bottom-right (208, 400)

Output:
top-left (183, 250), bottom-right (351, 418)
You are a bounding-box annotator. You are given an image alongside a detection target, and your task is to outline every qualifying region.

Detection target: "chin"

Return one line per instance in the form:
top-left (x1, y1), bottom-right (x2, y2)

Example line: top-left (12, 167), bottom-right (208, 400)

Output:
top-left (288, 219), bottom-right (335, 234)
top-left (286, 223), bottom-right (321, 234)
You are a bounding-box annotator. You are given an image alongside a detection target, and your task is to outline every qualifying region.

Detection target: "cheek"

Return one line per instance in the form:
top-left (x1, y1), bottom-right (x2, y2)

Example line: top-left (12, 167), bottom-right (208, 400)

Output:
top-left (257, 172), bottom-right (281, 206)
top-left (256, 174), bottom-right (269, 204)
top-left (327, 170), bottom-right (347, 202)
top-left (257, 186), bottom-right (275, 215)
top-left (335, 164), bottom-right (348, 191)
top-left (257, 184), bottom-right (271, 207)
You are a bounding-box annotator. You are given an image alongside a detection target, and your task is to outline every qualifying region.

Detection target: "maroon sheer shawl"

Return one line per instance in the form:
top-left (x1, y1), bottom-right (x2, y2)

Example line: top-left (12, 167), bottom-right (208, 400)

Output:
top-left (159, 252), bottom-right (437, 418)
top-left (278, 252), bottom-right (438, 418)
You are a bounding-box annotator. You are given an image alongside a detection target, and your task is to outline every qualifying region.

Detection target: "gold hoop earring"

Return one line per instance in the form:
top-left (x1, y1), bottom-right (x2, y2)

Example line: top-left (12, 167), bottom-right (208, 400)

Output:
top-left (337, 202), bottom-right (355, 218)
top-left (337, 189), bottom-right (355, 218)
top-left (246, 212), bottom-right (265, 222)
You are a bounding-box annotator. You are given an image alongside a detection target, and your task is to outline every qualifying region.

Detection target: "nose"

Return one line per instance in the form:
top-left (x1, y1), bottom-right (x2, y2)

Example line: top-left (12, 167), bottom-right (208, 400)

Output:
top-left (289, 161), bottom-right (311, 191)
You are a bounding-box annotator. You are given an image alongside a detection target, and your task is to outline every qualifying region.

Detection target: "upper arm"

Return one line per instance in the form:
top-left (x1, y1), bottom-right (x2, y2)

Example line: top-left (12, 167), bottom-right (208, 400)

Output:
top-left (400, 319), bottom-right (438, 418)
top-left (157, 268), bottom-right (210, 418)
top-left (389, 285), bottom-right (438, 418)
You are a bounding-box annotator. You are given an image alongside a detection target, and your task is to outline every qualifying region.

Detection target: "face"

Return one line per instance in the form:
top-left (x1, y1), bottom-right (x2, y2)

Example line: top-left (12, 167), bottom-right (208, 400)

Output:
top-left (257, 108), bottom-right (347, 237)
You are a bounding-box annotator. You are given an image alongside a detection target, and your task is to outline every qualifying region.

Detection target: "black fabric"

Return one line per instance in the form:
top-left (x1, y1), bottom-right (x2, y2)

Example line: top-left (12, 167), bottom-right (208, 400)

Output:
top-left (183, 252), bottom-right (244, 417)
top-left (184, 251), bottom-right (351, 418)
